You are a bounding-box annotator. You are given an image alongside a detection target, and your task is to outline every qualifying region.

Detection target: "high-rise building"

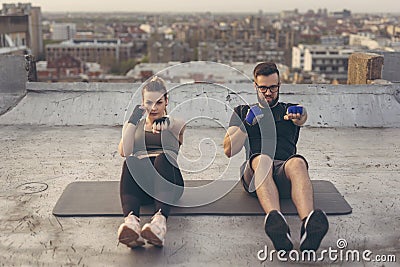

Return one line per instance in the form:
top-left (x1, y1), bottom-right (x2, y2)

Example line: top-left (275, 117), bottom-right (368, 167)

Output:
top-left (293, 44), bottom-right (359, 82)
top-left (46, 39), bottom-right (134, 70)
top-left (0, 15), bottom-right (28, 55)
top-left (0, 3), bottom-right (43, 58)
top-left (51, 23), bottom-right (77, 41)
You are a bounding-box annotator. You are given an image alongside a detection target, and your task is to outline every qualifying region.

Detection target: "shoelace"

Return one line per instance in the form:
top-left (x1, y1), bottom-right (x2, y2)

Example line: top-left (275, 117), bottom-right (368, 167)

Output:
top-left (150, 210), bottom-right (166, 231)
top-left (126, 212), bottom-right (140, 225)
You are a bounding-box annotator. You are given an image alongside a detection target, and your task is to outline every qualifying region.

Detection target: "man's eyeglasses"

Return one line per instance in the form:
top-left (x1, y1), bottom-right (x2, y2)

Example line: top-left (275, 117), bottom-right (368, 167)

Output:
top-left (255, 82), bottom-right (280, 93)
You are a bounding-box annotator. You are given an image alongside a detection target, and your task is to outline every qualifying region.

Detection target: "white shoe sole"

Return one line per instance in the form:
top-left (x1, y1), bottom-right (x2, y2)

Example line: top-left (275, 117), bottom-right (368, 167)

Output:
top-left (141, 226), bottom-right (164, 247)
top-left (118, 225), bottom-right (145, 248)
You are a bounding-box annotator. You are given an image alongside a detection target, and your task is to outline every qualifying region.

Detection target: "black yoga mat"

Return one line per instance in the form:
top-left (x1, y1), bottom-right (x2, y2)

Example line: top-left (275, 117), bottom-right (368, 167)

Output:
top-left (52, 180), bottom-right (352, 217)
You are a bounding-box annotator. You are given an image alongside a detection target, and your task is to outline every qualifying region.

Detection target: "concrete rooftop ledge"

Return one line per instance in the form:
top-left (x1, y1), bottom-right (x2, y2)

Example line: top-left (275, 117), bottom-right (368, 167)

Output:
top-left (0, 82), bottom-right (399, 128)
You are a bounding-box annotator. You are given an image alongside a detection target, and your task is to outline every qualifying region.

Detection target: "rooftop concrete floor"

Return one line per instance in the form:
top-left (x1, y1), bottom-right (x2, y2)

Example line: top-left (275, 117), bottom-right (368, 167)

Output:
top-left (0, 126), bottom-right (399, 266)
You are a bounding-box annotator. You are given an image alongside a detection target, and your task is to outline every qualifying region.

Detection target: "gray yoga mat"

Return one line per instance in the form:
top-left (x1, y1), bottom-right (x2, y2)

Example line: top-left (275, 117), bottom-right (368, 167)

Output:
top-left (52, 180), bottom-right (352, 216)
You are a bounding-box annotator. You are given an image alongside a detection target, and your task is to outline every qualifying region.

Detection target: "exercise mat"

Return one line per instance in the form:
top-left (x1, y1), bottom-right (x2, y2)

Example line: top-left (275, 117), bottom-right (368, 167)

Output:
top-left (53, 180), bottom-right (352, 216)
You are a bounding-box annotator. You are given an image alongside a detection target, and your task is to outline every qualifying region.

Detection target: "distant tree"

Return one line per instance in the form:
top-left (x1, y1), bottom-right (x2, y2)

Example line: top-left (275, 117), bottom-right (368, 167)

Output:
top-left (141, 55), bottom-right (149, 63)
top-left (120, 59), bottom-right (138, 75)
top-left (109, 59), bottom-right (120, 74)
top-left (109, 59), bottom-right (138, 75)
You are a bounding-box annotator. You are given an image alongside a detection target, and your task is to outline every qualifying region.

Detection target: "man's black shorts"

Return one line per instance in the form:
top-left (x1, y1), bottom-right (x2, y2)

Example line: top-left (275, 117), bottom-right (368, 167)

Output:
top-left (240, 154), bottom-right (309, 199)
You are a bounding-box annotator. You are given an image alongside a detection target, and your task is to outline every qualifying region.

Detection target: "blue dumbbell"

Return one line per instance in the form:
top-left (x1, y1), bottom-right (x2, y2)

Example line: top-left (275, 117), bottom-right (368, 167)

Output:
top-left (287, 106), bottom-right (303, 115)
top-left (245, 105), bottom-right (264, 125)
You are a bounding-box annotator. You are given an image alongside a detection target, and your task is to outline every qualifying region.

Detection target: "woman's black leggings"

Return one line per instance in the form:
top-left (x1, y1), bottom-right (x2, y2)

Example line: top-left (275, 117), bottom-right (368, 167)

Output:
top-left (120, 153), bottom-right (184, 219)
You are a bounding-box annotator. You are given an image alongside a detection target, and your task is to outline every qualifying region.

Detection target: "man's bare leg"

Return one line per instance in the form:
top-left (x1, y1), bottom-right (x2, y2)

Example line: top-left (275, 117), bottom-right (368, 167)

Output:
top-left (250, 154), bottom-right (280, 213)
top-left (249, 154), bottom-right (293, 251)
top-left (284, 157), bottom-right (329, 251)
top-left (284, 157), bottom-right (313, 220)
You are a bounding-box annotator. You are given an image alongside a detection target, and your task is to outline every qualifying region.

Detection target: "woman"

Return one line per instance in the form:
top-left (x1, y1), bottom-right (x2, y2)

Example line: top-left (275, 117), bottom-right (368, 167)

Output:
top-left (117, 76), bottom-right (185, 248)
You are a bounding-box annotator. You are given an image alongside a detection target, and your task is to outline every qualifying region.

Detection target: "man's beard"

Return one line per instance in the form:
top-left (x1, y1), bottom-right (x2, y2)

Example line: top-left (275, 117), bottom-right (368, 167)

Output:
top-left (257, 92), bottom-right (279, 108)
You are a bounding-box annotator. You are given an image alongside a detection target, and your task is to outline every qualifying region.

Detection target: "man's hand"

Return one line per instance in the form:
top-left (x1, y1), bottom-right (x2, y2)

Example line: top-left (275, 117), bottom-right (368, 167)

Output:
top-left (284, 105), bottom-right (304, 121)
top-left (284, 105), bottom-right (307, 126)
top-left (245, 105), bottom-right (264, 125)
top-left (152, 116), bottom-right (171, 133)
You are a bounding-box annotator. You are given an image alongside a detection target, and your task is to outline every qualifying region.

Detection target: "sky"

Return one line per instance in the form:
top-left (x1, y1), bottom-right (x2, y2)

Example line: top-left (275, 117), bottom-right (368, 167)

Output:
top-left (0, 0), bottom-right (399, 13)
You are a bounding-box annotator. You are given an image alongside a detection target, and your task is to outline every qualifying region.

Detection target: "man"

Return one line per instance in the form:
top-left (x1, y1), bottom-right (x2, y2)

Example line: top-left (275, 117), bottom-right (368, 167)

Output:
top-left (223, 62), bottom-right (329, 252)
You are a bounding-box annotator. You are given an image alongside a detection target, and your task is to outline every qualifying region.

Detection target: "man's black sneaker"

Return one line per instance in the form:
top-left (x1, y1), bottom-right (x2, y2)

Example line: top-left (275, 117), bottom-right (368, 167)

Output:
top-left (264, 210), bottom-right (293, 252)
top-left (300, 209), bottom-right (329, 251)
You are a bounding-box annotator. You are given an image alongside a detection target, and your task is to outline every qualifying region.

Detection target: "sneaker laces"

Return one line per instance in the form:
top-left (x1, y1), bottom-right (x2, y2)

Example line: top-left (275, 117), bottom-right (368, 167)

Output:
top-left (125, 211), bottom-right (140, 225)
top-left (150, 209), bottom-right (166, 232)
top-left (151, 209), bottom-right (165, 221)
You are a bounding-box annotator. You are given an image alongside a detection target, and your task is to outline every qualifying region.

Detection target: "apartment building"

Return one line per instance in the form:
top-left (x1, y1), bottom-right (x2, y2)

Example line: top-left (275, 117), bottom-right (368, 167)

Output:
top-left (148, 40), bottom-right (194, 63)
top-left (293, 44), bottom-right (359, 82)
top-left (0, 3), bottom-right (43, 57)
top-left (51, 23), bottom-right (77, 41)
top-left (198, 41), bottom-right (286, 64)
top-left (46, 39), bottom-right (134, 68)
top-left (0, 15), bottom-right (28, 55)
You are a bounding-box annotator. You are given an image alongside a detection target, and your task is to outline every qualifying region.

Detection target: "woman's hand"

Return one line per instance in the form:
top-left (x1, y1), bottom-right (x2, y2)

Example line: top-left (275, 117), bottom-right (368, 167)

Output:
top-left (128, 105), bottom-right (146, 125)
top-left (152, 116), bottom-right (171, 133)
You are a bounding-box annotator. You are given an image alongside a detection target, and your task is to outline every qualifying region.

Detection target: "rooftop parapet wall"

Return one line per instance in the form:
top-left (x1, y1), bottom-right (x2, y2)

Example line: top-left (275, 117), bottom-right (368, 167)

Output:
top-left (0, 56), bottom-right (27, 94)
top-left (0, 55), bottom-right (27, 115)
top-left (0, 82), bottom-right (399, 127)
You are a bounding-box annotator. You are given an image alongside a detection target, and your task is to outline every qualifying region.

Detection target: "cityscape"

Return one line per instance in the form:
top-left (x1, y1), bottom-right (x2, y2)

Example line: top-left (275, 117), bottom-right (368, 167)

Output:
top-left (1, 2), bottom-right (400, 84)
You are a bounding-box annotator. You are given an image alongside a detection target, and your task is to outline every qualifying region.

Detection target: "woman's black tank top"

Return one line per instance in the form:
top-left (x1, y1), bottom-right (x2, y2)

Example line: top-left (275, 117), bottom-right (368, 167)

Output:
top-left (132, 119), bottom-right (180, 156)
